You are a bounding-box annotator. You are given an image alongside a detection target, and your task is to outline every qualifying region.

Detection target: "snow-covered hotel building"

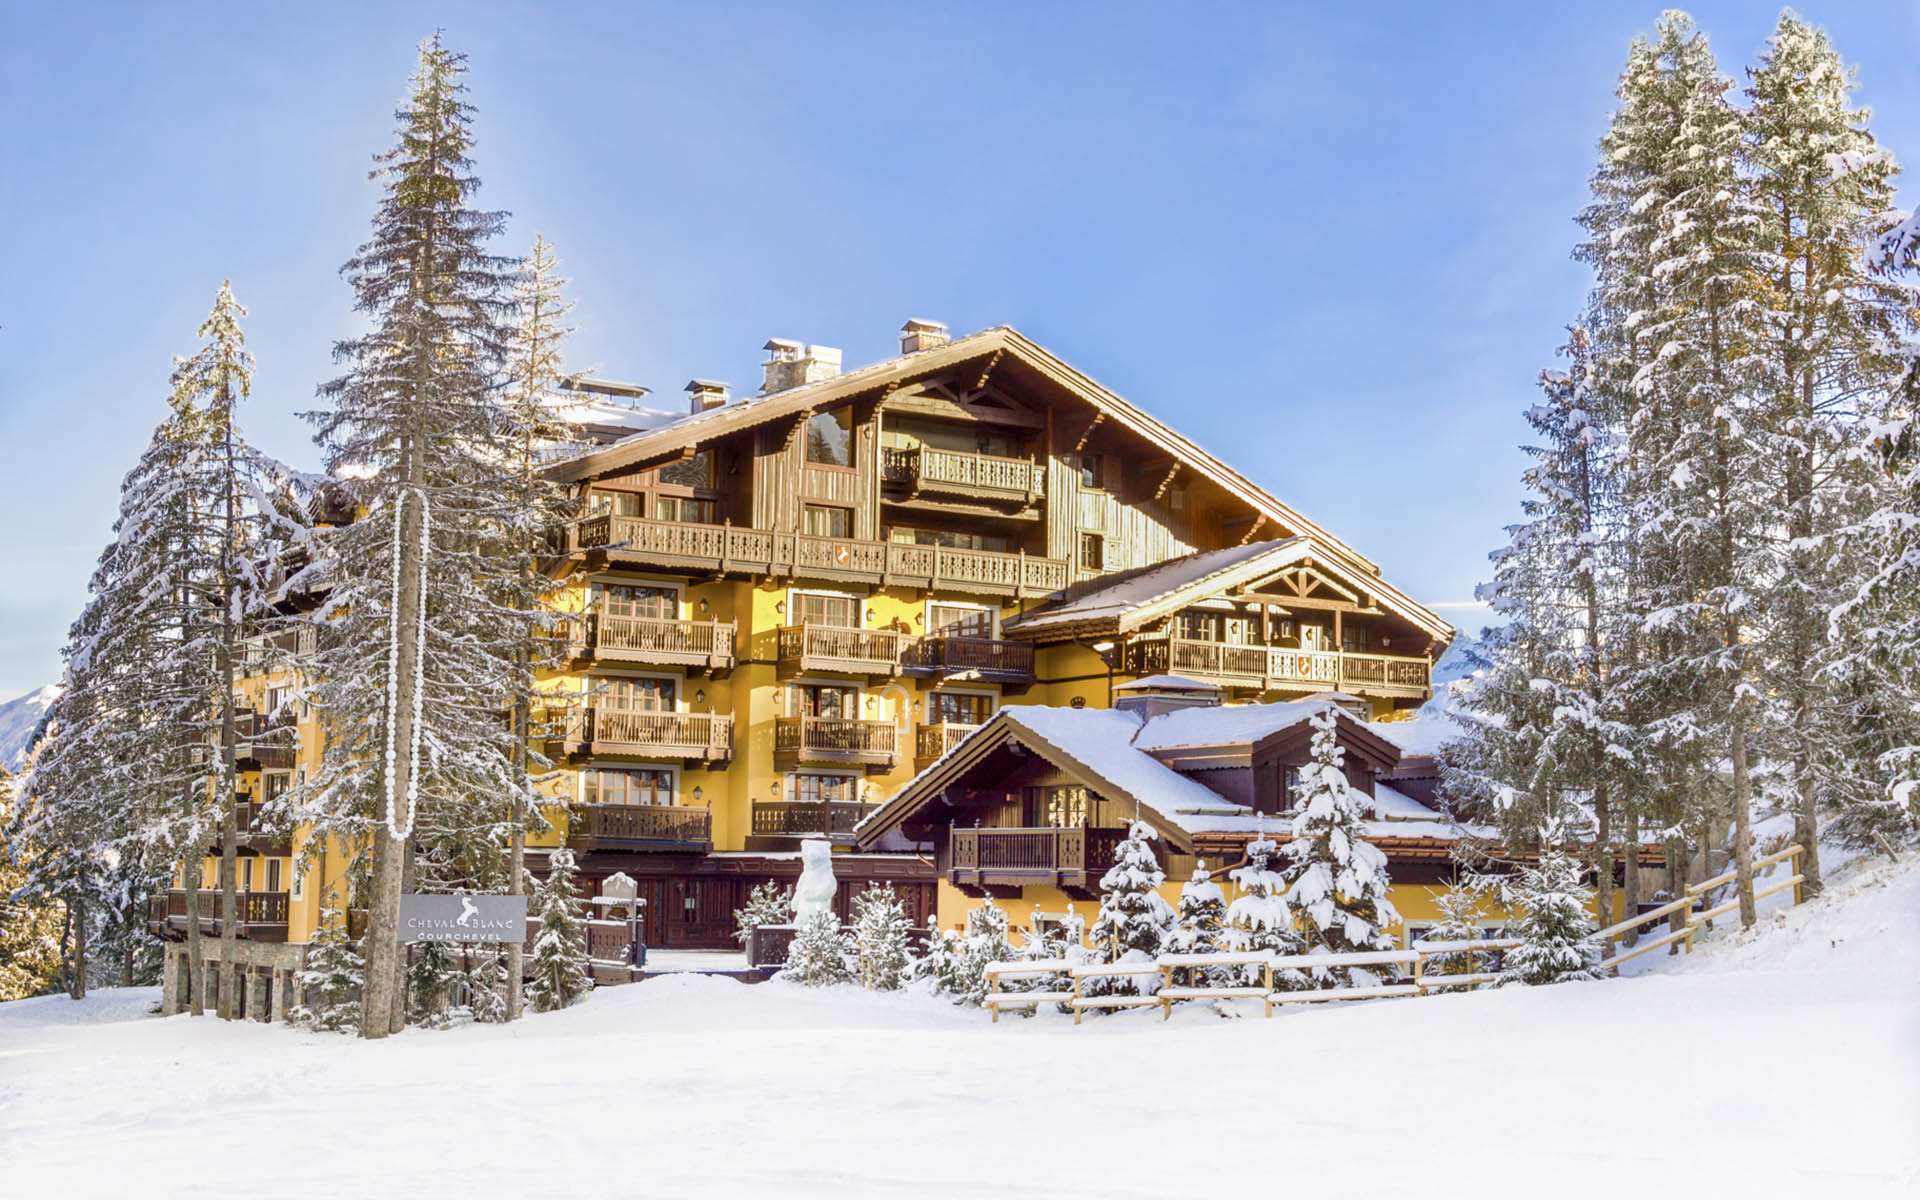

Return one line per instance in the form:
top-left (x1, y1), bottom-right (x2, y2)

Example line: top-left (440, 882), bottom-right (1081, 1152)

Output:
top-left (154, 322), bottom-right (1466, 998)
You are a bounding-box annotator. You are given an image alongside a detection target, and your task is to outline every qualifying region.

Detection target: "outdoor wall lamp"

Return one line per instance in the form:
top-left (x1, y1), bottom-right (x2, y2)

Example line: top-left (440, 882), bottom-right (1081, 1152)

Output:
top-left (692, 786), bottom-right (704, 803)
top-left (694, 689), bottom-right (706, 704)
top-left (775, 600), bottom-right (785, 614)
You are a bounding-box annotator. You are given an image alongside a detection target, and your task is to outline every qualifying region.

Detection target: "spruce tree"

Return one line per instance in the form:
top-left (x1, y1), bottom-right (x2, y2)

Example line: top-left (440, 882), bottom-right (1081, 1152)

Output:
top-left (0, 769), bottom-right (65, 1001)
top-left (1281, 709), bottom-right (1400, 986)
top-left (1744, 13), bottom-right (1912, 891)
top-left (948, 896), bottom-right (1016, 1006)
top-left (291, 894), bottom-right (365, 1033)
top-left (1420, 886), bottom-right (1489, 979)
top-left (1499, 823), bottom-right (1604, 987)
top-left (303, 34), bottom-right (529, 1038)
top-left (848, 884), bottom-right (912, 992)
top-left (1168, 864), bottom-right (1227, 988)
top-left (524, 848), bottom-right (589, 1013)
top-left (1086, 821), bottom-right (1174, 997)
top-left (464, 949), bottom-right (509, 1023)
top-left (733, 881), bottom-right (795, 948)
top-left (1225, 834), bottom-right (1305, 988)
top-left (779, 908), bottom-right (852, 987)
top-left (407, 939), bottom-right (459, 1028)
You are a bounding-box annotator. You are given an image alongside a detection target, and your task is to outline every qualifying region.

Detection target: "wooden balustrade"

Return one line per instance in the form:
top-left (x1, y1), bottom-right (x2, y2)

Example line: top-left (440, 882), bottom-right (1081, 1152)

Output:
top-left (882, 447), bottom-right (1045, 499)
top-left (916, 721), bottom-right (981, 765)
top-left (774, 715), bottom-right (898, 767)
top-left (778, 623), bottom-right (911, 677)
top-left (1128, 635), bottom-right (1429, 695)
top-left (585, 708), bottom-right (733, 762)
top-left (567, 516), bottom-right (1069, 598)
top-left (590, 614), bottom-right (736, 672)
top-left (949, 826), bottom-right (1130, 892)
top-left (149, 890), bottom-right (291, 941)
top-left (570, 804), bottom-right (711, 851)
top-left (750, 801), bottom-right (877, 838)
top-left (906, 636), bottom-right (1035, 683)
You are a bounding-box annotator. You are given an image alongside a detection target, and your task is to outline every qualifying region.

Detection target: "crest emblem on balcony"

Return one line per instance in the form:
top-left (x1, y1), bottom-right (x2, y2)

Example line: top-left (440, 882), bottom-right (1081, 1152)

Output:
top-left (834, 543), bottom-right (851, 564)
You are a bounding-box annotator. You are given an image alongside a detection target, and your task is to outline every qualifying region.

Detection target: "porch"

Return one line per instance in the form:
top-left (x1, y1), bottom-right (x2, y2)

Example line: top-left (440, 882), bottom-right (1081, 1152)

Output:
top-left (567, 803), bottom-right (713, 854)
top-left (580, 708), bottom-right (733, 763)
top-left (777, 623), bottom-right (912, 678)
top-left (880, 446), bottom-right (1045, 503)
top-left (948, 826), bottom-right (1132, 895)
top-left (1125, 635), bottom-right (1430, 697)
top-left (774, 715), bottom-right (899, 770)
top-left (148, 889), bottom-right (291, 942)
top-left (586, 613), bottom-right (736, 675)
top-left (903, 636), bottom-right (1034, 688)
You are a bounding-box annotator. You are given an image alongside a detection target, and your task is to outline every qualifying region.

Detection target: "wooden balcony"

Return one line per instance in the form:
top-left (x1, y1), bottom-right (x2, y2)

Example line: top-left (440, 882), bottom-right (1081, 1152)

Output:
top-left (567, 516), bottom-right (1071, 598)
top-left (774, 715), bottom-right (899, 769)
top-left (881, 447), bottom-right (1045, 503)
top-left (588, 613), bottom-right (736, 675)
top-left (778, 623), bottom-right (911, 678)
top-left (916, 721), bottom-right (981, 768)
top-left (1126, 636), bottom-right (1431, 697)
top-left (750, 800), bottom-right (877, 841)
top-left (148, 890), bottom-right (291, 942)
top-left (582, 708), bottom-right (733, 763)
top-left (948, 826), bottom-right (1131, 894)
top-left (903, 636), bottom-right (1034, 688)
top-left (208, 711), bottom-right (296, 770)
top-left (567, 804), bottom-right (712, 854)
top-left (213, 800), bottom-right (292, 856)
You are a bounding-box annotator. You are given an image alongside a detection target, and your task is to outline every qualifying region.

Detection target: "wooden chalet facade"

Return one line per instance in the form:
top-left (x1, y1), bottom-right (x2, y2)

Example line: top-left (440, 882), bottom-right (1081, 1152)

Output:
top-left (153, 319), bottom-right (1455, 1002)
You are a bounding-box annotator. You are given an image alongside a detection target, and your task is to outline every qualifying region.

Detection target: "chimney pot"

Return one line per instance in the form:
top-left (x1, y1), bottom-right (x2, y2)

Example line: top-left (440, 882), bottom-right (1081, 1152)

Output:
top-left (685, 379), bottom-right (729, 415)
top-left (761, 340), bottom-right (842, 394)
top-left (900, 318), bottom-right (950, 354)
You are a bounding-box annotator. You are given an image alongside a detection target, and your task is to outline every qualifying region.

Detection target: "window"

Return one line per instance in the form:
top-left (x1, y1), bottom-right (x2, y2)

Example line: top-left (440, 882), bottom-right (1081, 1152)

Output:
top-left (793, 682), bottom-right (857, 719)
top-left (600, 676), bottom-right (675, 711)
top-left (791, 772), bottom-right (858, 806)
top-left (1067, 453), bottom-right (1102, 490)
top-left (657, 451), bottom-right (713, 488)
top-left (1341, 624), bottom-right (1371, 653)
top-left (1025, 785), bottom-right (1091, 828)
top-left (589, 490), bottom-right (643, 517)
top-left (1079, 532), bottom-right (1105, 571)
top-left (887, 526), bottom-right (1011, 553)
top-left (656, 495), bottom-right (717, 524)
top-left (803, 505), bottom-right (853, 538)
top-left (929, 691), bottom-right (992, 726)
top-left (262, 772), bottom-right (289, 809)
top-left (804, 405), bottom-right (854, 467)
top-left (929, 604), bottom-right (993, 639)
top-left (585, 766), bottom-right (675, 806)
top-left (794, 592), bottom-right (857, 628)
top-left (599, 583), bottom-right (676, 620)
top-left (265, 859), bottom-right (282, 893)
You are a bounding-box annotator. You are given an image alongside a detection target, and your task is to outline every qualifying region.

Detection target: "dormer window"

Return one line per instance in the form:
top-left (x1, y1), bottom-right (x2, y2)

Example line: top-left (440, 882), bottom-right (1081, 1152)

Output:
top-left (805, 405), bottom-right (854, 467)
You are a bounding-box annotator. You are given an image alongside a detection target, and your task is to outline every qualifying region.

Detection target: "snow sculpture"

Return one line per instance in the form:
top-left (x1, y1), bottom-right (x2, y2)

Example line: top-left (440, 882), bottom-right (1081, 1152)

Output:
top-left (792, 838), bottom-right (837, 923)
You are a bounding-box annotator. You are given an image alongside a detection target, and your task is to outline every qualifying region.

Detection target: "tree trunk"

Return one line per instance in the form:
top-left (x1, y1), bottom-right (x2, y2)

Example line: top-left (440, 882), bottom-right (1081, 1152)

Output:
top-left (1621, 803), bottom-right (1641, 949)
top-left (183, 845), bottom-right (204, 1016)
top-left (1728, 709), bottom-right (1758, 928)
top-left (216, 793), bottom-right (239, 1018)
top-left (1594, 779), bottom-right (1614, 933)
top-left (70, 896), bottom-right (87, 1000)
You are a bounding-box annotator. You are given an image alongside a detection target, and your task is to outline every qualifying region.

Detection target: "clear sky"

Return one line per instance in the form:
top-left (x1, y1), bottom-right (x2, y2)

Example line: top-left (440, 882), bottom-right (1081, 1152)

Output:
top-left (2, 2), bottom-right (1917, 701)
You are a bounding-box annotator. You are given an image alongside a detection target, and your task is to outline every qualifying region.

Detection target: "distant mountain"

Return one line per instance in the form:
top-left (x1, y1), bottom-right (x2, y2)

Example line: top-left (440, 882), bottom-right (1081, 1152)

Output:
top-left (1419, 631), bottom-right (1487, 718)
top-left (0, 685), bottom-right (60, 770)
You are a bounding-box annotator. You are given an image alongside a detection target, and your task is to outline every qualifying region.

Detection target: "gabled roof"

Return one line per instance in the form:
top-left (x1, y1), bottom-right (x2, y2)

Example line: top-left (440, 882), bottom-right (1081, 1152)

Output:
top-left (1003, 538), bottom-right (1453, 645)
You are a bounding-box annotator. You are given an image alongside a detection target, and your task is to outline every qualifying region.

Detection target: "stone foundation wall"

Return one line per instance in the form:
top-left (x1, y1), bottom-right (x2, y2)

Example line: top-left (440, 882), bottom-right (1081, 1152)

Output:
top-left (161, 941), bottom-right (309, 1023)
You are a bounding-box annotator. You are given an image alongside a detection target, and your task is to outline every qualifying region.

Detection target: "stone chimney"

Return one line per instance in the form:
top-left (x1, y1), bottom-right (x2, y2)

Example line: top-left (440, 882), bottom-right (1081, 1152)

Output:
top-left (900, 318), bottom-right (950, 354)
top-left (685, 379), bottom-right (729, 415)
top-left (761, 339), bottom-right (842, 394)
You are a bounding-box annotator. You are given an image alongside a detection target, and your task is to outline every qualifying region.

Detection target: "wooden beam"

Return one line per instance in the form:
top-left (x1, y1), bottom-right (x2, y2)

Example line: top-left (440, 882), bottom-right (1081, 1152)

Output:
top-left (973, 348), bottom-right (1003, 391)
top-left (1070, 412), bottom-right (1106, 452)
top-left (1237, 513), bottom-right (1269, 546)
top-left (1152, 461), bottom-right (1181, 501)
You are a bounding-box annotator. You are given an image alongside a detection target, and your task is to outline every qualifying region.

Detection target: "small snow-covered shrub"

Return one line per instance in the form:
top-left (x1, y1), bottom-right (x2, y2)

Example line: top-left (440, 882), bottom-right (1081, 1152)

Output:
top-left (779, 908), bottom-right (853, 986)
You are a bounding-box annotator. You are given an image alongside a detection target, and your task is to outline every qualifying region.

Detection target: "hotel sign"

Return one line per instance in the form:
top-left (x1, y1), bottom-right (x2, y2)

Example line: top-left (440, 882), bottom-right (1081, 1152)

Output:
top-left (398, 894), bottom-right (527, 944)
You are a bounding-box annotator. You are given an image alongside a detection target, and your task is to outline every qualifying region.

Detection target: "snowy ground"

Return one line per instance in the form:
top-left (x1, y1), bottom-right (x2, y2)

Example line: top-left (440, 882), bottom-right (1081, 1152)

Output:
top-left (3, 859), bottom-right (1916, 1200)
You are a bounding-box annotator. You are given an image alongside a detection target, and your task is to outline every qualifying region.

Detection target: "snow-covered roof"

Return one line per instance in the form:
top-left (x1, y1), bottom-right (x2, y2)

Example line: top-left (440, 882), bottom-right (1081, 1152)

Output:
top-left (1371, 782), bottom-right (1443, 821)
top-left (1130, 699), bottom-right (1335, 751)
top-left (997, 706), bottom-right (1247, 833)
top-left (1370, 714), bottom-right (1466, 760)
top-left (1005, 540), bottom-right (1307, 635)
top-left (1114, 675), bottom-right (1221, 693)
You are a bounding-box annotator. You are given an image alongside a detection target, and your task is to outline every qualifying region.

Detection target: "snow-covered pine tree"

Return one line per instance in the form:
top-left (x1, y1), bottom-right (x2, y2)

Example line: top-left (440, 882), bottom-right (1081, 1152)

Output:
top-left (464, 949), bottom-right (509, 1023)
top-left (733, 881), bottom-right (796, 947)
top-left (848, 884), bottom-right (912, 992)
top-left (947, 896), bottom-right (1017, 1006)
top-left (1281, 709), bottom-right (1400, 986)
top-left (524, 849), bottom-right (589, 1013)
top-left (1167, 863), bottom-right (1227, 988)
top-left (1499, 822), bottom-right (1604, 987)
top-left (302, 35), bottom-right (530, 1038)
top-left (497, 233), bottom-right (585, 1019)
top-left (1420, 886), bottom-right (1488, 979)
top-left (1225, 834), bottom-right (1305, 988)
top-left (1743, 12), bottom-right (1912, 897)
top-left (913, 912), bottom-right (964, 997)
top-left (290, 892), bottom-right (365, 1033)
top-left (779, 907), bottom-right (852, 987)
top-left (406, 939), bottom-right (458, 1028)
top-left (1085, 821), bottom-right (1174, 997)
top-left (0, 769), bottom-right (64, 1001)
top-left (1628, 15), bottom-right (1774, 929)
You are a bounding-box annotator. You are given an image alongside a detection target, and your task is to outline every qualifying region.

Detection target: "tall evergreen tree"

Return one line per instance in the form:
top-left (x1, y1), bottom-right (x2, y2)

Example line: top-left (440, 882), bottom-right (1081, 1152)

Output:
top-left (1744, 12), bottom-right (1911, 894)
top-left (524, 849), bottom-right (589, 1012)
top-left (1499, 820), bottom-right (1604, 987)
top-left (302, 34), bottom-right (528, 1038)
top-left (1281, 709), bottom-right (1400, 986)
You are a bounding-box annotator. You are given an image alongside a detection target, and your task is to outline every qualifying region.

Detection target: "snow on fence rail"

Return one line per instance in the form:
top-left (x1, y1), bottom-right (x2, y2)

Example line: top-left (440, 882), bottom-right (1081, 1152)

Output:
top-left (981, 845), bottom-right (1807, 1024)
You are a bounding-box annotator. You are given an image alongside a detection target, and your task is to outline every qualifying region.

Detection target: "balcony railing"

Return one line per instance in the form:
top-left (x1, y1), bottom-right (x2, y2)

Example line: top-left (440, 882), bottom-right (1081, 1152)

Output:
top-left (948, 826), bottom-right (1131, 891)
top-left (881, 447), bottom-right (1045, 501)
top-left (207, 710), bottom-right (297, 770)
top-left (774, 715), bottom-right (899, 767)
top-left (584, 708), bottom-right (733, 762)
top-left (916, 721), bottom-right (981, 766)
top-left (589, 614), bottom-right (736, 673)
top-left (904, 636), bottom-right (1034, 683)
top-left (214, 800), bottom-right (291, 855)
top-left (568, 516), bottom-right (1070, 598)
top-left (778, 623), bottom-right (912, 677)
top-left (148, 890), bottom-right (291, 942)
top-left (1126, 635), bottom-right (1430, 695)
top-left (750, 800), bottom-right (877, 838)
top-left (568, 804), bottom-right (711, 852)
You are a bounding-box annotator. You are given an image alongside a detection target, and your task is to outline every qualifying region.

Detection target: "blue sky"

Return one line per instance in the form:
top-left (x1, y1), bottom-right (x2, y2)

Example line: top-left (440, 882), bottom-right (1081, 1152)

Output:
top-left (2, 2), bottom-right (1917, 700)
